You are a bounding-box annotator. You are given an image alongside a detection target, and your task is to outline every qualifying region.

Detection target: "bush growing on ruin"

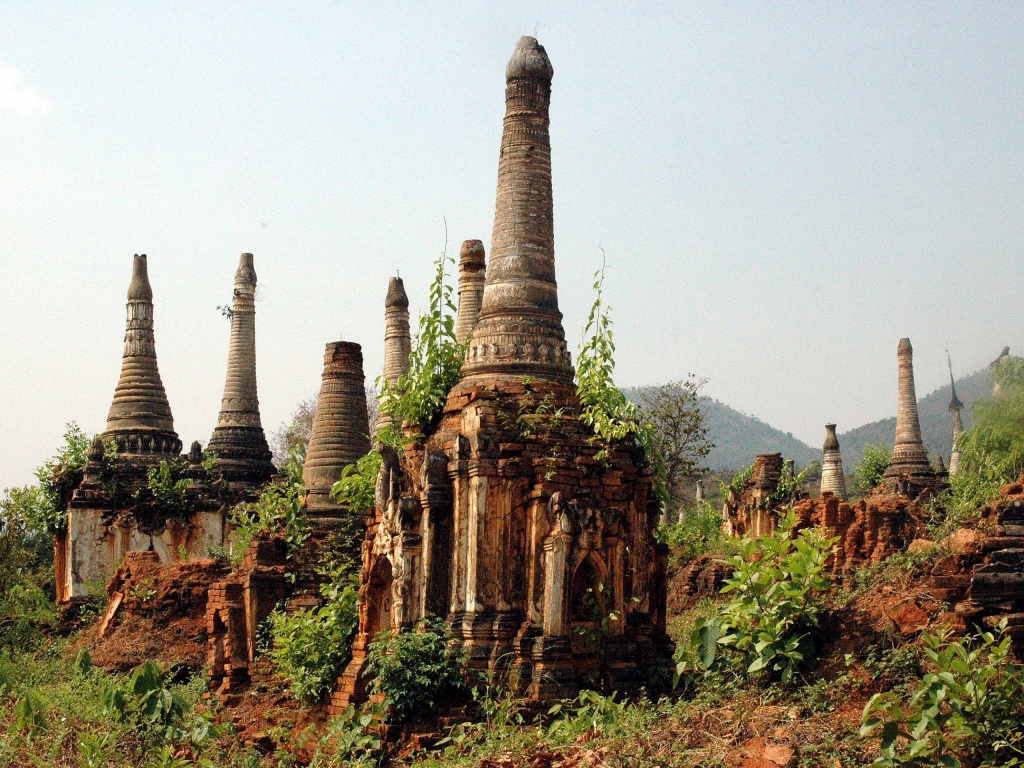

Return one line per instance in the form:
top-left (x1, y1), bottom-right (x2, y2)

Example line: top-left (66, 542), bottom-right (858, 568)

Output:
top-left (229, 478), bottom-right (310, 565)
top-left (266, 568), bottom-right (360, 704)
top-left (364, 617), bottom-right (468, 724)
top-left (854, 443), bottom-right (891, 496)
top-left (657, 500), bottom-right (724, 565)
top-left (378, 248), bottom-right (465, 444)
top-left (576, 263), bottom-right (657, 474)
top-left (634, 378), bottom-right (713, 512)
top-left (676, 513), bottom-right (837, 687)
top-left (861, 620), bottom-right (1024, 767)
top-left (330, 449), bottom-right (382, 514)
top-left (31, 422), bottom-right (92, 535)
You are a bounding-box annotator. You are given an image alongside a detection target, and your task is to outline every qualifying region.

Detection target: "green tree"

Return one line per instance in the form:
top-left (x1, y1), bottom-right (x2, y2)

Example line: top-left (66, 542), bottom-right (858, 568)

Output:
top-left (959, 355), bottom-right (1024, 482)
top-left (634, 378), bottom-right (713, 513)
top-left (854, 443), bottom-right (891, 496)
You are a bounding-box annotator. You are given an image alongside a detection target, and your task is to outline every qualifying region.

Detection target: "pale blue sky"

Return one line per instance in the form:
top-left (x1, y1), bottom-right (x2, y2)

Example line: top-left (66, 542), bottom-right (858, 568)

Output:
top-left (2, 3), bottom-right (1022, 489)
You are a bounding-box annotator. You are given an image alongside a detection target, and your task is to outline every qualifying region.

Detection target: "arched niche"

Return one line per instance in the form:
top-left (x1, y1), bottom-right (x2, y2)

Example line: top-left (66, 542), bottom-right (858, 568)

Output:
top-left (366, 556), bottom-right (394, 638)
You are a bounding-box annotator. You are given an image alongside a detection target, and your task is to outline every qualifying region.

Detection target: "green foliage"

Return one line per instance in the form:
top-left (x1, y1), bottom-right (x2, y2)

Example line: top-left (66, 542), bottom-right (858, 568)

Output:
top-left (656, 500), bottom-right (723, 565)
top-left (576, 263), bottom-right (655, 471)
top-left (330, 450), bottom-right (382, 513)
top-left (378, 248), bottom-right (465, 439)
top-left (676, 513), bottom-right (836, 687)
top-left (32, 423), bottom-right (92, 535)
top-left (101, 661), bottom-right (211, 748)
top-left (547, 690), bottom-right (629, 742)
top-left (0, 584), bottom-right (57, 651)
top-left (11, 690), bottom-right (48, 736)
top-left (770, 461), bottom-right (813, 502)
top-left (959, 355), bottom-right (1024, 480)
top-left (146, 459), bottom-right (195, 522)
top-left (861, 621), bottom-right (1024, 767)
top-left (266, 570), bottom-right (360, 704)
top-left (723, 463), bottom-right (754, 497)
top-left (229, 478), bottom-right (310, 565)
top-left (854, 443), bottom-right (891, 496)
top-left (307, 705), bottom-right (383, 768)
top-left (634, 378), bottom-right (713, 512)
top-left (364, 617), bottom-right (467, 724)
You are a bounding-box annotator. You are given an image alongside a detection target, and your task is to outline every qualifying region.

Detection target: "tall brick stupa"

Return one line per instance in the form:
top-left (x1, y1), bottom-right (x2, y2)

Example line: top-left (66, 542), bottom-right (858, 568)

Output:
top-left (883, 338), bottom-right (937, 492)
top-left (333, 37), bottom-right (671, 713)
top-left (207, 253), bottom-right (275, 489)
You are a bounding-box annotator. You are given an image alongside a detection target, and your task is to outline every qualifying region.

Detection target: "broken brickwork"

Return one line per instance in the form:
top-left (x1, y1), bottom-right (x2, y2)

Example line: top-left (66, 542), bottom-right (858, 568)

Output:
top-left (721, 453), bottom-right (805, 538)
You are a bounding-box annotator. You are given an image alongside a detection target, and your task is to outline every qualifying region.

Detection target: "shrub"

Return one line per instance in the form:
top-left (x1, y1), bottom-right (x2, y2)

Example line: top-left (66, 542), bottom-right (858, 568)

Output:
top-left (854, 444), bottom-right (891, 497)
top-left (364, 617), bottom-right (467, 724)
top-left (676, 512), bottom-right (837, 686)
top-left (229, 479), bottom-right (310, 565)
top-left (101, 661), bottom-right (212, 749)
top-left (266, 570), bottom-right (360, 704)
top-left (657, 500), bottom-right (723, 564)
top-left (547, 689), bottom-right (629, 742)
top-left (861, 621), bottom-right (1024, 767)
top-left (330, 450), bottom-right (382, 514)
top-left (33, 423), bottom-right (92, 534)
top-left (308, 705), bottom-right (382, 768)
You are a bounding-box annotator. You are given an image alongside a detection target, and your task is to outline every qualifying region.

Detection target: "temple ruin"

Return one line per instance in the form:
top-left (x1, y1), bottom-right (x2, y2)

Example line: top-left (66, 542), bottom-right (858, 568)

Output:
top-left (60, 254), bottom-right (273, 603)
top-left (948, 357), bottom-right (965, 476)
top-left (332, 36), bottom-right (672, 710)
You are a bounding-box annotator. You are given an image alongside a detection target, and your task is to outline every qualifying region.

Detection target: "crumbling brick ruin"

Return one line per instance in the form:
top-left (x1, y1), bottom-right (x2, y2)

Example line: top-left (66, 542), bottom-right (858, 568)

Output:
top-left (721, 453), bottom-right (805, 538)
top-left (332, 37), bottom-right (672, 711)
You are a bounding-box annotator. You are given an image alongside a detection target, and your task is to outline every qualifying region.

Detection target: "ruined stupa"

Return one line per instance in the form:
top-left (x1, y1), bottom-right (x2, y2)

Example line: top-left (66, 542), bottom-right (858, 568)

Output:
top-left (883, 338), bottom-right (938, 493)
top-left (948, 357), bottom-right (964, 476)
top-left (102, 254), bottom-right (182, 458)
top-left (302, 341), bottom-right (372, 516)
top-left (375, 277), bottom-right (411, 434)
top-left (820, 423), bottom-right (847, 500)
top-left (333, 37), bottom-right (671, 711)
top-left (455, 239), bottom-right (486, 344)
top-left (207, 253), bottom-right (275, 489)
top-left (62, 255), bottom-right (226, 602)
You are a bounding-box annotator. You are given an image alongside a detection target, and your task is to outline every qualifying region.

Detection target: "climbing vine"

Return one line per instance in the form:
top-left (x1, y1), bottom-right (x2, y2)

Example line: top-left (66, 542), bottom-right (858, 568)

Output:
top-left (576, 263), bottom-right (662, 495)
top-left (378, 247), bottom-right (465, 446)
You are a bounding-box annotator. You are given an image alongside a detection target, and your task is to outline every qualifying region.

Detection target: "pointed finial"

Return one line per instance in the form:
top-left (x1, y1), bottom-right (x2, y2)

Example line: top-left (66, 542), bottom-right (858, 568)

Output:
top-left (385, 276), bottom-right (409, 310)
top-left (127, 254), bottom-right (153, 302)
top-left (947, 350), bottom-right (964, 412)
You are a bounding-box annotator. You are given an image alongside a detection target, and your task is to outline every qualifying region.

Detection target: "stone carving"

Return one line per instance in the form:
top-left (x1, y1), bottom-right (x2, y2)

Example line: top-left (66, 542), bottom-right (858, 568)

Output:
top-left (207, 253), bottom-right (275, 489)
top-left (102, 254), bottom-right (182, 457)
top-left (820, 423), bottom-right (847, 500)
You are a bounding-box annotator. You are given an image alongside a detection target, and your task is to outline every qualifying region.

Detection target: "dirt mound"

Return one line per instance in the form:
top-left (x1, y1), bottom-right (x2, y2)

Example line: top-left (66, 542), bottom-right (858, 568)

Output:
top-left (86, 551), bottom-right (230, 672)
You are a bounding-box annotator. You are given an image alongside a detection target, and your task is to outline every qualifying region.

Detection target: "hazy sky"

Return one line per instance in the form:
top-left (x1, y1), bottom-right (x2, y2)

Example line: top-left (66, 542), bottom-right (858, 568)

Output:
top-left (2, 3), bottom-right (1022, 490)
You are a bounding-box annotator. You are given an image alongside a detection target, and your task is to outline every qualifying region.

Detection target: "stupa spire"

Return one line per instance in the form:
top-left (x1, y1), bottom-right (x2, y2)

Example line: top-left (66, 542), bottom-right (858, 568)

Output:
top-left (303, 341), bottom-right (372, 514)
top-left (461, 36), bottom-right (573, 384)
top-left (455, 240), bottom-right (486, 344)
top-left (103, 254), bottom-right (181, 457)
top-left (883, 338), bottom-right (934, 482)
top-left (382, 277), bottom-right (411, 386)
top-left (947, 352), bottom-right (964, 476)
top-left (820, 423), bottom-right (847, 500)
top-left (207, 253), bottom-right (274, 487)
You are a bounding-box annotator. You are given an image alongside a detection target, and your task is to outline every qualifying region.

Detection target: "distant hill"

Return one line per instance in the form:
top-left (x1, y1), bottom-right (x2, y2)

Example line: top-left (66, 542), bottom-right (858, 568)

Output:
top-left (839, 367), bottom-right (992, 467)
top-left (623, 388), bottom-right (819, 471)
top-left (624, 366), bottom-right (995, 474)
